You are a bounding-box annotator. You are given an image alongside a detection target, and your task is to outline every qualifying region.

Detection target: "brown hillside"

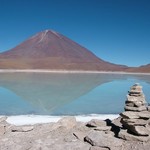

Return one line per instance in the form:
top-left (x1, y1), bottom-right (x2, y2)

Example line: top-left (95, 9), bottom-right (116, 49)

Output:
top-left (127, 64), bottom-right (150, 73)
top-left (0, 30), bottom-right (128, 71)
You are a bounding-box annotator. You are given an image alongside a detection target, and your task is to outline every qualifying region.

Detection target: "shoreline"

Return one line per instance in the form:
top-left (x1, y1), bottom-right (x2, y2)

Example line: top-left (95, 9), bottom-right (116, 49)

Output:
top-left (0, 69), bottom-right (150, 75)
top-left (0, 114), bottom-right (119, 126)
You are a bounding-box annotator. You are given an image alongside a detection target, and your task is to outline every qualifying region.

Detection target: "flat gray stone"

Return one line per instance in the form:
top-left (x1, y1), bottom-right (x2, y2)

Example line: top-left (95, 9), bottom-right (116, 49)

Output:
top-left (129, 125), bottom-right (150, 136)
top-left (85, 130), bottom-right (123, 149)
top-left (86, 119), bottom-right (106, 127)
top-left (126, 100), bottom-right (145, 107)
top-left (129, 93), bottom-right (142, 97)
top-left (134, 101), bottom-right (145, 107)
top-left (127, 95), bottom-right (145, 103)
top-left (120, 111), bottom-right (150, 119)
top-left (139, 111), bottom-right (150, 119)
top-left (121, 118), bottom-right (149, 126)
top-left (118, 129), bottom-right (150, 142)
top-left (57, 117), bottom-right (77, 129)
top-left (125, 105), bottom-right (147, 112)
top-left (120, 111), bottom-right (139, 119)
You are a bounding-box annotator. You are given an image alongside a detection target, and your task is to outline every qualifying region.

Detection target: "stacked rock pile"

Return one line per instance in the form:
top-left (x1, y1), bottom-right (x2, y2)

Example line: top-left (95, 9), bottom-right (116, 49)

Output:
top-left (125, 83), bottom-right (147, 112)
top-left (120, 83), bottom-right (150, 141)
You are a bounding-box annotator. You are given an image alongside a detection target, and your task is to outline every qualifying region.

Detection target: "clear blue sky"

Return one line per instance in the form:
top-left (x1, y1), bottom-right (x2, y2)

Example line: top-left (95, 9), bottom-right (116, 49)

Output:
top-left (0, 0), bottom-right (150, 67)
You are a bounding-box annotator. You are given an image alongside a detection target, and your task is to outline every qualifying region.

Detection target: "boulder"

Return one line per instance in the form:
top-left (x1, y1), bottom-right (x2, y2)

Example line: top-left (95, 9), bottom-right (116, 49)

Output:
top-left (86, 119), bottom-right (106, 127)
top-left (118, 129), bottom-right (150, 142)
top-left (0, 117), bottom-right (7, 123)
top-left (85, 130), bottom-right (123, 149)
top-left (57, 117), bottom-right (77, 129)
top-left (111, 117), bottom-right (122, 128)
top-left (129, 125), bottom-right (150, 136)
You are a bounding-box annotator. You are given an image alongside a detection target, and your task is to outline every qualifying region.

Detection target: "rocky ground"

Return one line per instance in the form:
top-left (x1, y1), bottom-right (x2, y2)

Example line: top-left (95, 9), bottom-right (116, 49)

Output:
top-left (0, 116), bottom-right (150, 150)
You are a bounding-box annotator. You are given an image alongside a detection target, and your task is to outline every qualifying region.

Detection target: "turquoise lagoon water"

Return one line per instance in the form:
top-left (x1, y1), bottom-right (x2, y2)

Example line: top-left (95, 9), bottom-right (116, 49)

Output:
top-left (0, 73), bottom-right (150, 116)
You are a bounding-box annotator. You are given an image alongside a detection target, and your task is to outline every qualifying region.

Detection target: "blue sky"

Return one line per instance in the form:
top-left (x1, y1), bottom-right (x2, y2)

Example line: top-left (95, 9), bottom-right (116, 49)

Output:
top-left (0, 0), bottom-right (150, 67)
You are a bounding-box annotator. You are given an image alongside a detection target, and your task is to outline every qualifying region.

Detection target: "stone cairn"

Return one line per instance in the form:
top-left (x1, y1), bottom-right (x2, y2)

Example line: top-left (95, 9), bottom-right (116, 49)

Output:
top-left (120, 83), bottom-right (150, 141)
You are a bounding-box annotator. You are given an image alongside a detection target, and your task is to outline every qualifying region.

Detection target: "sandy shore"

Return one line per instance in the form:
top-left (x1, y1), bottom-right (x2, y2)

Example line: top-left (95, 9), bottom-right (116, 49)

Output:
top-left (0, 69), bottom-right (150, 75)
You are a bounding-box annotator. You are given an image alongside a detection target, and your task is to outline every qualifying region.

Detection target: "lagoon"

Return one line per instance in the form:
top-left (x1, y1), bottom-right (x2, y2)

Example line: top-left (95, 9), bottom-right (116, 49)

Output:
top-left (0, 72), bottom-right (150, 116)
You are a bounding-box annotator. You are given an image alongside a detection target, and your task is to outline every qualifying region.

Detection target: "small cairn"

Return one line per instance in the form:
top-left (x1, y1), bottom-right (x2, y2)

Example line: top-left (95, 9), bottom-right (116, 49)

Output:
top-left (120, 83), bottom-right (150, 141)
top-left (125, 83), bottom-right (147, 112)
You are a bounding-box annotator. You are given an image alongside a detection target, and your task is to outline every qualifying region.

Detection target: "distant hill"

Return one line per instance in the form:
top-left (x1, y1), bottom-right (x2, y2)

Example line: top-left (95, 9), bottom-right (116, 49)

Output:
top-left (0, 29), bottom-right (128, 71)
top-left (127, 64), bottom-right (150, 73)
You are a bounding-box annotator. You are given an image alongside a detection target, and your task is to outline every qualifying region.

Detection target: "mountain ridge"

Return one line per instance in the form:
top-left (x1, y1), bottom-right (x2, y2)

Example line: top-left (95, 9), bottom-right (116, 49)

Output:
top-left (126, 64), bottom-right (150, 73)
top-left (0, 29), bottom-right (148, 72)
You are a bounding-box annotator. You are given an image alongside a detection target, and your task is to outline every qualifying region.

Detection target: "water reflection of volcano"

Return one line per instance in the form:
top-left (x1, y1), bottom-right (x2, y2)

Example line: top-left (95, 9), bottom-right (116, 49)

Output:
top-left (0, 73), bottom-right (122, 113)
top-left (0, 73), bottom-right (149, 115)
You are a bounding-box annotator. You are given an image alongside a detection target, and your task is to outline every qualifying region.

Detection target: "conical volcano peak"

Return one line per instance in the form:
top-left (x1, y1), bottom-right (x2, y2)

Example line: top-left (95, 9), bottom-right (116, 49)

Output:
top-left (30, 29), bottom-right (62, 42)
top-left (40, 29), bottom-right (61, 37)
top-left (41, 29), bottom-right (58, 33)
top-left (0, 30), bottom-right (128, 71)
top-left (37, 30), bottom-right (50, 43)
top-left (40, 29), bottom-right (59, 36)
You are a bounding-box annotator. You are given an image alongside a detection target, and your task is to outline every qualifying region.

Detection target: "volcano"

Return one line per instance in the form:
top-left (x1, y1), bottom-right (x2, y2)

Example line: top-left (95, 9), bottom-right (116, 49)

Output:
top-left (0, 30), bottom-right (128, 71)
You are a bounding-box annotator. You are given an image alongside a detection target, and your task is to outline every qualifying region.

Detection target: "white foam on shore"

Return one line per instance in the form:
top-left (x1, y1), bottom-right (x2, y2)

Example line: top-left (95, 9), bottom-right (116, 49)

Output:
top-left (0, 69), bottom-right (150, 75)
top-left (0, 114), bottom-right (119, 126)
